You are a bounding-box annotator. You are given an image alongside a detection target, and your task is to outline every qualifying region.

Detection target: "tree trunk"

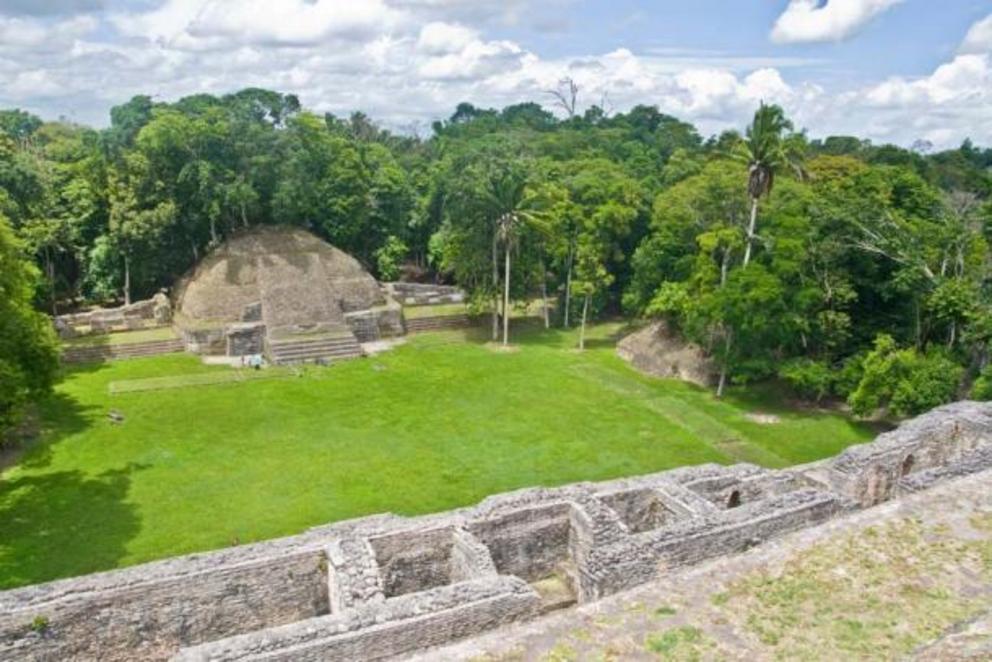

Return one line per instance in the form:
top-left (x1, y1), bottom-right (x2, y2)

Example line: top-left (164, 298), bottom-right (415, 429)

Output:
top-left (743, 197), bottom-right (759, 268)
top-left (579, 293), bottom-right (590, 350)
top-left (564, 245), bottom-right (574, 328)
top-left (716, 332), bottom-right (732, 398)
top-left (492, 231), bottom-right (499, 341)
top-left (241, 201), bottom-right (249, 227)
top-left (46, 247), bottom-right (57, 315)
top-left (540, 259), bottom-right (550, 329)
top-left (502, 243), bottom-right (511, 346)
top-left (210, 217), bottom-right (219, 245)
top-left (123, 254), bottom-right (131, 306)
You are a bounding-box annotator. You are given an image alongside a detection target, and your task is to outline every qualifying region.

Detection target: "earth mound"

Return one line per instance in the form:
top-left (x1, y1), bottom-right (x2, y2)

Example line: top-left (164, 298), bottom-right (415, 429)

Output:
top-left (174, 226), bottom-right (383, 334)
top-left (616, 321), bottom-right (714, 387)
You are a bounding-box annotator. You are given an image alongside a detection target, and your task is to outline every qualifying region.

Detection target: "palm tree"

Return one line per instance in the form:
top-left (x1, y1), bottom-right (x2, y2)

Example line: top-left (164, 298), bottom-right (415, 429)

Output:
top-left (733, 102), bottom-right (806, 268)
top-left (484, 169), bottom-right (547, 346)
top-left (713, 103), bottom-right (805, 398)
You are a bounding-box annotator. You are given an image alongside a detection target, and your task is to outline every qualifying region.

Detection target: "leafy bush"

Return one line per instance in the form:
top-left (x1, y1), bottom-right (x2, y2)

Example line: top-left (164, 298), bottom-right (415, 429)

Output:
top-left (779, 359), bottom-right (834, 402)
top-left (847, 335), bottom-right (963, 418)
top-left (972, 365), bottom-right (992, 401)
top-left (374, 235), bottom-right (408, 281)
top-left (834, 352), bottom-right (866, 398)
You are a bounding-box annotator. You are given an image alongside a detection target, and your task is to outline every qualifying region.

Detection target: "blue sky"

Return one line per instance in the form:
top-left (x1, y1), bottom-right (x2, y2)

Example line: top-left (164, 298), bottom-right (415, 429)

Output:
top-left (0, 1), bottom-right (990, 147)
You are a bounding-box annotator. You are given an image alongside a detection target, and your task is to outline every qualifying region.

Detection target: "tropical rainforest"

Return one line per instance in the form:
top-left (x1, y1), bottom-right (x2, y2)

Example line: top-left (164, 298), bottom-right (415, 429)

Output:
top-left (1, 87), bottom-right (991, 437)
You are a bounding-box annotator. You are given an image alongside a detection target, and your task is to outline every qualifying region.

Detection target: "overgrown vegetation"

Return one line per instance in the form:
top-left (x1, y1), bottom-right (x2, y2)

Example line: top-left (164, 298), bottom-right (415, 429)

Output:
top-left (0, 90), bottom-right (990, 439)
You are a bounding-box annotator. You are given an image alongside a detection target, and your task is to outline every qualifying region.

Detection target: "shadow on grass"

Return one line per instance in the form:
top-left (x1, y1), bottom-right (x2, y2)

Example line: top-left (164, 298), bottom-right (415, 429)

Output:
top-left (1, 361), bottom-right (107, 473)
top-left (0, 462), bottom-right (147, 589)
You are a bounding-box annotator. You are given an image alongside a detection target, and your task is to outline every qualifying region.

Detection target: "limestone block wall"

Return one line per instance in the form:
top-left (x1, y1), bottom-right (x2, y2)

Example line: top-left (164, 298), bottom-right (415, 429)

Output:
top-left (55, 293), bottom-right (172, 338)
top-left (344, 302), bottom-right (404, 343)
top-left (383, 282), bottom-right (465, 306)
top-left (0, 402), bottom-right (990, 662)
top-left (829, 400), bottom-right (992, 505)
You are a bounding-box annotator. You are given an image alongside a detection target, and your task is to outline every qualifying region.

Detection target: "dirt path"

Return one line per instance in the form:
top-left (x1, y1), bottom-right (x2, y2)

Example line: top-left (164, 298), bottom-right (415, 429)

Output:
top-left (412, 470), bottom-right (992, 661)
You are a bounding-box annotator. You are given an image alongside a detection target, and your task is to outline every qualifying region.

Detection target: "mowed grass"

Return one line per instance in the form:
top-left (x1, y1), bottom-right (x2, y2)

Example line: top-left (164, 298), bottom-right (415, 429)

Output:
top-left (0, 322), bottom-right (876, 589)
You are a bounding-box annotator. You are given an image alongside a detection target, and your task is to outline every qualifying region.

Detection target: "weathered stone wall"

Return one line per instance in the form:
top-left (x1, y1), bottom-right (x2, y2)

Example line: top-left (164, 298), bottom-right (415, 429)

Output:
top-left (344, 303), bottom-right (404, 343)
top-left (383, 282), bottom-right (465, 306)
top-left (54, 293), bottom-right (172, 338)
top-left (0, 401), bottom-right (989, 662)
top-left (225, 322), bottom-right (265, 356)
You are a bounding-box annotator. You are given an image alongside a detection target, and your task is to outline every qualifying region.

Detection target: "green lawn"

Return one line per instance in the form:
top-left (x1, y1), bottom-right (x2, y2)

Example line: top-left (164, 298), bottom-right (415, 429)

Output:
top-left (0, 322), bottom-right (877, 589)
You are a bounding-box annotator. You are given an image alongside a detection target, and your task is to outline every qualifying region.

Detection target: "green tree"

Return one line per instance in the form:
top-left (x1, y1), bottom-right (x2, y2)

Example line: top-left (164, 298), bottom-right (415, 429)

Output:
top-left (848, 335), bottom-right (963, 418)
top-left (731, 102), bottom-right (805, 268)
top-left (0, 214), bottom-right (59, 441)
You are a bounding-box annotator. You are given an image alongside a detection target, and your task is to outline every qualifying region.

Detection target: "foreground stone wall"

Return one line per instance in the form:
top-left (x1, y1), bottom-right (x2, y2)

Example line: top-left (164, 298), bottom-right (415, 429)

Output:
top-left (1, 402), bottom-right (990, 662)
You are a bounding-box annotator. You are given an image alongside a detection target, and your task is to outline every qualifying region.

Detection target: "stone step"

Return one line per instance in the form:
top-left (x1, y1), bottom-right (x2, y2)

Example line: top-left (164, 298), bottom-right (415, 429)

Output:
top-left (270, 347), bottom-right (361, 361)
top-left (266, 332), bottom-right (363, 365)
top-left (62, 339), bottom-right (185, 363)
top-left (268, 337), bottom-right (358, 350)
top-left (405, 316), bottom-right (475, 333)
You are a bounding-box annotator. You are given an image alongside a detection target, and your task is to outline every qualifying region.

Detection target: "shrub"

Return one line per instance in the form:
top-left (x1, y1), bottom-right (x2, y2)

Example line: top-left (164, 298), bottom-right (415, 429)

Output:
top-left (374, 235), bottom-right (407, 281)
top-left (29, 615), bottom-right (49, 634)
top-left (779, 359), bottom-right (834, 402)
top-left (971, 365), bottom-right (992, 401)
top-left (848, 335), bottom-right (964, 418)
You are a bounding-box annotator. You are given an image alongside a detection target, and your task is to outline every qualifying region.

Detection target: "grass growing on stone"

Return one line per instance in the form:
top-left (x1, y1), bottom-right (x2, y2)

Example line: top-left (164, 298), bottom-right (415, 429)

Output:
top-left (402, 302), bottom-right (470, 319)
top-left (720, 518), bottom-right (992, 659)
top-left (61, 326), bottom-right (178, 348)
top-left (0, 322), bottom-right (875, 589)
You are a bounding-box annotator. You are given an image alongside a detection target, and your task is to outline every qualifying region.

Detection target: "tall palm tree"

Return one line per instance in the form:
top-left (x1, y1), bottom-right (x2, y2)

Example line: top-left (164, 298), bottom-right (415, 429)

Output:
top-left (733, 102), bottom-right (806, 268)
top-left (484, 169), bottom-right (547, 346)
top-left (714, 103), bottom-right (805, 398)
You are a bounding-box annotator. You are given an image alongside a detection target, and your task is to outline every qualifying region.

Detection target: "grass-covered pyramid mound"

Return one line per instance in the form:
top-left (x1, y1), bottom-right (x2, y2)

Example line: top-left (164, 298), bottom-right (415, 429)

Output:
top-left (173, 226), bottom-right (393, 357)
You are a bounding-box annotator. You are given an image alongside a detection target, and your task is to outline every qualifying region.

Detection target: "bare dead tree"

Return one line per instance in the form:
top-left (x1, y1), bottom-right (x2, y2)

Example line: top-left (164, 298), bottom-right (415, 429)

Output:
top-left (547, 77), bottom-right (579, 118)
top-left (599, 90), bottom-right (614, 118)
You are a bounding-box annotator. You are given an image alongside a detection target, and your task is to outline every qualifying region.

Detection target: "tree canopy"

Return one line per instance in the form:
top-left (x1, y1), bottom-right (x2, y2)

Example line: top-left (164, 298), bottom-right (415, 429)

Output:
top-left (0, 91), bottom-right (990, 425)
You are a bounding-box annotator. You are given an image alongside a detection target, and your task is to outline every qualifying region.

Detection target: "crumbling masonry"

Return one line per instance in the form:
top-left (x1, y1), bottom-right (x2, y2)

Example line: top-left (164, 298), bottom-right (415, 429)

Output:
top-left (2, 401), bottom-right (991, 661)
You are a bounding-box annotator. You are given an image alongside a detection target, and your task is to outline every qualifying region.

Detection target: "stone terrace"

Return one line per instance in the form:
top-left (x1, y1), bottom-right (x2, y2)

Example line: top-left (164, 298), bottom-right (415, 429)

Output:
top-left (1, 402), bottom-right (990, 661)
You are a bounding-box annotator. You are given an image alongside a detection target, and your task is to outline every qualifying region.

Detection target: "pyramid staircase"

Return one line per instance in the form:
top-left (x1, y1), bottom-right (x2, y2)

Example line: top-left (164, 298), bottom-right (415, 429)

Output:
top-left (266, 330), bottom-right (362, 365)
top-left (256, 253), bottom-right (364, 365)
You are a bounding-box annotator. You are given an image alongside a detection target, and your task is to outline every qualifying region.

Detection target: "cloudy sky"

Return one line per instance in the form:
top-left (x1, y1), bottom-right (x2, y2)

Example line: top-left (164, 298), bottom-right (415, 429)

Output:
top-left (0, 0), bottom-right (990, 147)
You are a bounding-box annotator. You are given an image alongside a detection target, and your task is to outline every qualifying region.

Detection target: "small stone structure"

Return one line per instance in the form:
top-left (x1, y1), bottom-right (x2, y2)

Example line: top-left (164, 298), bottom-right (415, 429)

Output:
top-left (383, 282), bottom-right (465, 306)
top-left (616, 321), bottom-right (715, 387)
top-left (1, 401), bottom-right (990, 661)
top-left (54, 292), bottom-right (172, 339)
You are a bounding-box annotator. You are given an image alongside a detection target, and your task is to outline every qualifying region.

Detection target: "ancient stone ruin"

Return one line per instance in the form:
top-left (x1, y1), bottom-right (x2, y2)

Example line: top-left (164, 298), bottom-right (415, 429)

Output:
top-left (616, 321), bottom-right (715, 387)
top-left (50, 228), bottom-right (493, 366)
top-left (173, 226), bottom-right (404, 364)
top-left (54, 292), bottom-right (172, 339)
top-left (1, 401), bottom-right (990, 661)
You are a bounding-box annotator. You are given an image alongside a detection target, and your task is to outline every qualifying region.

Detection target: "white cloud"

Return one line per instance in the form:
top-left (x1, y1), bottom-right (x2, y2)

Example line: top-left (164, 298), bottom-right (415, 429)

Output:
top-left (961, 14), bottom-right (992, 54)
top-left (0, 15), bottom-right (96, 51)
top-left (113, 0), bottom-right (402, 48)
top-left (417, 22), bottom-right (477, 55)
top-left (771, 0), bottom-right (902, 44)
top-left (0, 0), bottom-right (990, 149)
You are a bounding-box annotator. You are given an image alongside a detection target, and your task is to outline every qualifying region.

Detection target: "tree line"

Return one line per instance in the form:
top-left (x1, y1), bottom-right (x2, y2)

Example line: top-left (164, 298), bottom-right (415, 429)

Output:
top-left (1, 86), bottom-right (991, 439)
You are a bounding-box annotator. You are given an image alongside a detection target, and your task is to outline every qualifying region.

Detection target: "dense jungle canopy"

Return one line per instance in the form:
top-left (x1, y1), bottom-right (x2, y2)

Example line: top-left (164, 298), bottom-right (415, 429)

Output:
top-left (1, 88), bottom-right (991, 434)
